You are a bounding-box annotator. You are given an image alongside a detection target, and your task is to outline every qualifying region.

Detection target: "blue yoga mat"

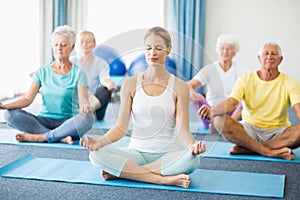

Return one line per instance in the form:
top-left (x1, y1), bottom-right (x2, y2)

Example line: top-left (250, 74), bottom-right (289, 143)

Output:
top-left (1, 128), bottom-right (299, 163)
top-left (0, 154), bottom-right (285, 198)
top-left (0, 128), bottom-right (129, 150)
top-left (0, 128), bottom-right (83, 149)
top-left (202, 141), bottom-right (300, 163)
top-left (110, 75), bottom-right (125, 87)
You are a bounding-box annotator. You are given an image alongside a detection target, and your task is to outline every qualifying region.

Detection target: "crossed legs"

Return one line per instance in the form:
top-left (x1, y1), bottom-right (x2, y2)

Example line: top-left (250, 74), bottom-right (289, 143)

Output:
top-left (212, 115), bottom-right (296, 160)
top-left (4, 109), bottom-right (95, 144)
top-left (89, 146), bottom-right (200, 188)
top-left (118, 160), bottom-right (191, 188)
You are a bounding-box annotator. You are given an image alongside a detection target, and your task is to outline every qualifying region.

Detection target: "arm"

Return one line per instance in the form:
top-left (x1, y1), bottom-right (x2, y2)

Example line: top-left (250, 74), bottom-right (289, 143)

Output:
top-left (81, 77), bottom-right (135, 151)
top-left (212, 97), bottom-right (239, 117)
top-left (187, 79), bottom-right (203, 104)
top-left (101, 77), bottom-right (117, 91)
top-left (199, 97), bottom-right (239, 120)
top-left (78, 86), bottom-right (92, 114)
top-left (98, 59), bottom-right (117, 91)
top-left (175, 79), bottom-right (206, 154)
top-left (231, 103), bottom-right (243, 121)
top-left (289, 78), bottom-right (300, 121)
top-left (292, 103), bottom-right (300, 121)
top-left (187, 79), bottom-right (202, 90)
top-left (0, 82), bottom-right (39, 110)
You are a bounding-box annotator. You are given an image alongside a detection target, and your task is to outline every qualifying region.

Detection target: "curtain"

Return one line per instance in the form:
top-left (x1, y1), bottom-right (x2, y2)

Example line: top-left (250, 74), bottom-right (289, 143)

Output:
top-left (39, 0), bottom-right (87, 64)
top-left (165, 0), bottom-right (206, 81)
top-left (53, 0), bottom-right (67, 29)
top-left (67, 0), bottom-right (88, 34)
top-left (39, 0), bottom-right (53, 65)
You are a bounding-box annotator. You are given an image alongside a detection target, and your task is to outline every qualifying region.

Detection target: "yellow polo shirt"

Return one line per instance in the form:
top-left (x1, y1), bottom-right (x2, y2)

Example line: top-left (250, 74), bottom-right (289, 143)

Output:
top-left (230, 71), bottom-right (300, 129)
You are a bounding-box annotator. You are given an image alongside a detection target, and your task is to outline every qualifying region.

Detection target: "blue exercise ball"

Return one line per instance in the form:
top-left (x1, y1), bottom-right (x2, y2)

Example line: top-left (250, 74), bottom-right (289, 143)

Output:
top-left (109, 58), bottom-right (127, 76)
top-left (127, 54), bottom-right (176, 76)
top-left (93, 45), bottom-right (126, 76)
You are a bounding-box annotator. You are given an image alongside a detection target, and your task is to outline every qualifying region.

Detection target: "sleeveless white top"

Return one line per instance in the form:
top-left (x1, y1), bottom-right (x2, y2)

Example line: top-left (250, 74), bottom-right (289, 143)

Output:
top-left (129, 73), bottom-right (182, 153)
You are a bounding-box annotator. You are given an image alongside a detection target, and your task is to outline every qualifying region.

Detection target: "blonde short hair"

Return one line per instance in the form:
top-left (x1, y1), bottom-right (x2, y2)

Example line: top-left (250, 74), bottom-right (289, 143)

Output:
top-left (78, 30), bottom-right (96, 44)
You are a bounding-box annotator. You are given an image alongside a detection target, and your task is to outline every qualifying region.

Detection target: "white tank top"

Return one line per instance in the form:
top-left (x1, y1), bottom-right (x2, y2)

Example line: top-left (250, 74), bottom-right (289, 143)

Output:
top-left (129, 73), bottom-right (182, 153)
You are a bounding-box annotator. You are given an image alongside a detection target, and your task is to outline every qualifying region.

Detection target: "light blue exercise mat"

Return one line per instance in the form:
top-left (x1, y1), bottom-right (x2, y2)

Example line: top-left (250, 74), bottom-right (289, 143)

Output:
top-left (0, 154), bottom-right (285, 198)
top-left (202, 141), bottom-right (300, 163)
top-left (0, 128), bottom-right (129, 150)
top-left (0, 128), bottom-right (83, 149)
top-left (110, 75), bottom-right (125, 87)
top-left (1, 128), bottom-right (299, 163)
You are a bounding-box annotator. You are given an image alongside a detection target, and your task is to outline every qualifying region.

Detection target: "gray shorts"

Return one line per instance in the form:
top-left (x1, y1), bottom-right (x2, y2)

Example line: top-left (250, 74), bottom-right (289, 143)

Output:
top-left (240, 121), bottom-right (288, 143)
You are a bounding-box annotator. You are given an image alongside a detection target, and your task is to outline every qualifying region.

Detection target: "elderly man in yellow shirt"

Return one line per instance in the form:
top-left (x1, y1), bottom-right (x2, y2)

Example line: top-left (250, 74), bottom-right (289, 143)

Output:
top-left (199, 42), bottom-right (300, 160)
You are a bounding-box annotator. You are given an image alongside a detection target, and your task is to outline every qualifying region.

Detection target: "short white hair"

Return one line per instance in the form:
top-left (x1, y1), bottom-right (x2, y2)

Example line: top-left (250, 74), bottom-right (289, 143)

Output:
top-left (51, 25), bottom-right (76, 46)
top-left (215, 34), bottom-right (240, 53)
top-left (258, 42), bottom-right (282, 56)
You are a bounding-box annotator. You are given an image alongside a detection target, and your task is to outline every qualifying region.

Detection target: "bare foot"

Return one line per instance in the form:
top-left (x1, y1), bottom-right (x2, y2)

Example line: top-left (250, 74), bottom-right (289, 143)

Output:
top-left (102, 170), bottom-right (118, 180)
top-left (59, 136), bottom-right (74, 145)
top-left (269, 147), bottom-right (294, 160)
top-left (15, 132), bottom-right (46, 142)
top-left (230, 145), bottom-right (257, 155)
top-left (231, 145), bottom-right (294, 160)
top-left (162, 174), bottom-right (190, 188)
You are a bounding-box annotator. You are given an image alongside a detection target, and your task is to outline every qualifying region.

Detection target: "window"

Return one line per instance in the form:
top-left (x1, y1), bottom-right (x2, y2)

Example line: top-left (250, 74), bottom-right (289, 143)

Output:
top-left (0, 0), bottom-right (39, 99)
top-left (0, 0), bottom-right (164, 99)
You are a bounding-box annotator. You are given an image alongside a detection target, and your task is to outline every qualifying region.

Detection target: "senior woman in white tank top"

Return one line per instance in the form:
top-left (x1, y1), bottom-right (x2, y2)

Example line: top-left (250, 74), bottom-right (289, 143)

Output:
top-left (80, 26), bottom-right (206, 188)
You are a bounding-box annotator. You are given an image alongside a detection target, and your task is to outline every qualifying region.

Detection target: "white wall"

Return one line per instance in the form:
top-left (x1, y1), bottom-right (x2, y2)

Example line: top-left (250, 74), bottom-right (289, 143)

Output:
top-left (205, 0), bottom-right (300, 82)
top-left (86, 0), bottom-right (164, 67)
top-left (86, 0), bottom-right (164, 45)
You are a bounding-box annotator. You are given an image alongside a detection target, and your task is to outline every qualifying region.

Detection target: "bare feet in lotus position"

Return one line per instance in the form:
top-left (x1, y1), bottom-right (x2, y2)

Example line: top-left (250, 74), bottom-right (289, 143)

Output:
top-left (102, 171), bottom-right (191, 188)
top-left (59, 136), bottom-right (74, 144)
top-left (230, 145), bottom-right (258, 155)
top-left (269, 148), bottom-right (294, 160)
top-left (15, 132), bottom-right (74, 144)
top-left (162, 174), bottom-right (191, 188)
top-left (15, 132), bottom-right (46, 143)
top-left (230, 145), bottom-right (294, 160)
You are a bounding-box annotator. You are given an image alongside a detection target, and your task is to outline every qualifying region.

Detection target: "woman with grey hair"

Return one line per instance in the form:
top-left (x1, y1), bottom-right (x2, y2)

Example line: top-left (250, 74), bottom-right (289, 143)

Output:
top-left (0, 25), bottom-right (95, 144)
top-left (187, 34), bottom-right (245, 132)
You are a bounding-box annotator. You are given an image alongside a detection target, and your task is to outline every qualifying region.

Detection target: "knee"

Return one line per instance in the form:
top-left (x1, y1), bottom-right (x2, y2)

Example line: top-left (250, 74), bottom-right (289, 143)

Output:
top-left (286, 125), bottom-right (300, 144)
top-left (178, 154), bottom-right (200, 174)
top-left (83, 112), bottom-right (95, 121)
top-left (212, 115), bottom-right (232, 133)
top-left (184, 155), bottom-right (200, 174)
top-left (88, 145), bottom-right (125, 177)
top-left (95, 87), bottom-right (112, 102)
top-left (89, 150), bottom-right (104, 167)
top-left (83, 113), bottom-right (96, 127)
top-left (75, 113), bottom-right (95, 129)
top-left (162, 153), bottom-right (200, 175)
top-left (4, 109), bottom-right (20, 123)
